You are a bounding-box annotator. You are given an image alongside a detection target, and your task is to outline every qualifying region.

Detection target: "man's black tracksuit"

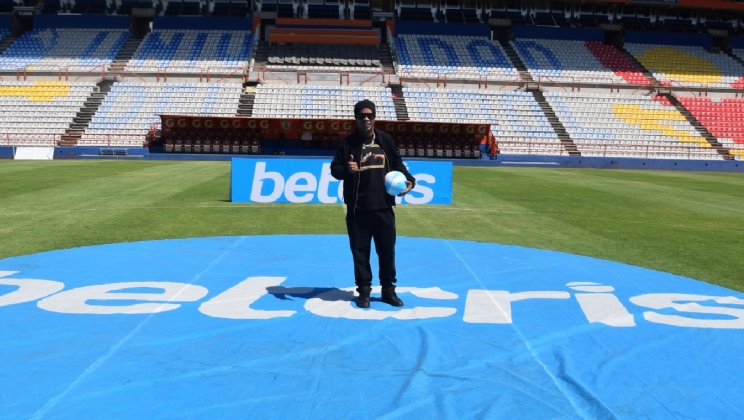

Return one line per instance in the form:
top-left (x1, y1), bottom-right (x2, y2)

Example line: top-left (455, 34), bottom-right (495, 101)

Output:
top-left (330, 128), bottom-right (416, 291)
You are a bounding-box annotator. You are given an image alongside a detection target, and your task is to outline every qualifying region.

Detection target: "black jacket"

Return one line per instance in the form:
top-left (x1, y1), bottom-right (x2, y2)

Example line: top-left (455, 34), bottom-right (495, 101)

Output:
top-left (330, 128), bottom-right (416, 211)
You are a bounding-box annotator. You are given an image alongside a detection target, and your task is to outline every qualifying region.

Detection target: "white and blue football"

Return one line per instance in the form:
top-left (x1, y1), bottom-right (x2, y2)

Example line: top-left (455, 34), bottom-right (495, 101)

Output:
top-left (384, 171), bottom-right (408, 196)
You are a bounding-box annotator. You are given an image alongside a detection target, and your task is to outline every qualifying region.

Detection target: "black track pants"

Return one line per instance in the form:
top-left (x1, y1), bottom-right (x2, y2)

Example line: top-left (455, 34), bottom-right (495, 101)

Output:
top-left (345, 208), bottom-right (397, 289)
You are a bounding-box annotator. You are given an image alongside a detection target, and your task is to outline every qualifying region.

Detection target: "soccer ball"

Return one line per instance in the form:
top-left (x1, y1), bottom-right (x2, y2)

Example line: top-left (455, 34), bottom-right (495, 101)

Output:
top-left (384, 171), bottom-right (408, 196)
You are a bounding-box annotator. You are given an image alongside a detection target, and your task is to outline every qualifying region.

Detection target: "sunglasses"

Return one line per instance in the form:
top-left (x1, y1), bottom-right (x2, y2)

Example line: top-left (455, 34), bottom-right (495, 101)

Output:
top-left (356, 113), bottom-right (376, 120)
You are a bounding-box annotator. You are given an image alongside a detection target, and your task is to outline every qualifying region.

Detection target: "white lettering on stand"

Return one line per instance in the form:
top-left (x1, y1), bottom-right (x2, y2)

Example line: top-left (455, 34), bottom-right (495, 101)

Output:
top-left (304, 286), bottom-right (457, 320)
top-left (318, 163), bottom-right (341, 204)
top-left (199, 277), bottom-right (305, 319)
top-left (37, 282), bottom-right (208, 314)
top-left (284, 172), bottom-right (317, 203)
top-left (250, 162), bottom-right (284, 202)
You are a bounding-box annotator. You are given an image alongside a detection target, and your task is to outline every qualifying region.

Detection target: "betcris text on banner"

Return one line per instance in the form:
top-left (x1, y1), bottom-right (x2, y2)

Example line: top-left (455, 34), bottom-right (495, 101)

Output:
top-left (231, 158), bottom-right (453, 205)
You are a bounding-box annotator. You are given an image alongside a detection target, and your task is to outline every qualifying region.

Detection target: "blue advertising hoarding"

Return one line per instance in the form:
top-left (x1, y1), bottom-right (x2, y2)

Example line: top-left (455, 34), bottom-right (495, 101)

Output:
top-left (230, 157), bottom-right (453, 205)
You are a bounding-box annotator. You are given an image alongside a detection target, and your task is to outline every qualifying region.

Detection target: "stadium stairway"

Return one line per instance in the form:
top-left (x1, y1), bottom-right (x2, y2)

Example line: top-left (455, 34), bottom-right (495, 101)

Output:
top-left (393, 97), bottom-right (409, 121)
top-left (0, 36), bottom-right (17, 56)
top-left (619, 48), bottom-right (656, 85)
top-left (529, 88), bottom-right (579, 156)
top-left (663, 93), bottom-right (733, 160)
top-left (113, 36), bottom-right (144, 68)
top-left (499, 40), bottom-right (533, 83)
top-left (61, 80), bottom-right (112, 146)
top-left (725, 50), bottom-right (744, 69)
top-left (253, 41), bottom-right (269, 68)
top-left (237, 84), bottom-right (256, 116)
top-left (379, 44), bottom-right (395, 72)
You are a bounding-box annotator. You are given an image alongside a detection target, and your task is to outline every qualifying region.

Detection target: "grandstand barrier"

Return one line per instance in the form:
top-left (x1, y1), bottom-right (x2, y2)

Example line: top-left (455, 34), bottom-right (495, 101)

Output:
top-left (625, 31), bottom-right (713, 48)
top-left (111, 65), bottom-right (146, 83)
top-left (34, 15), bottom-right (130, 29)
top-left (358, 70), bottom-right (395, 86)
top-left (512, 27), bottom-right (604, 42)
top-left (152, 16), bottom-right (255, 31)
top-left (73, 65), bottom-right (108, 82)
top-left (394, 22), bottom-right (490, 38)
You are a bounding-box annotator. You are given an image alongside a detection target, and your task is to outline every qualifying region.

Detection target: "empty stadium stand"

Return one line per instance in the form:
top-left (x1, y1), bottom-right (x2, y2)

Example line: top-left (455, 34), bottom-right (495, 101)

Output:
top-left (678, 97), bottom-right (744, 159)
top-left (80, 82), bottom-right (242, 146)
top-left (546, 93), bottom-right (722, 160)
top-left (126, 29), bottom-right (253, 72)
top-left (395, 34), bottom-right (517, 80)
top-left (252, 85), bottom-right (396, 120)
top-left (0, 28), bottom-right (129, 72)
top-left (402, 88), bottom-right (562, 156)
top-left (0, 81), bottom-right (97, 146)
top-left (625, 43), bottom-right (744, 89)
top-left (511, 39), bottom-right (650, 86)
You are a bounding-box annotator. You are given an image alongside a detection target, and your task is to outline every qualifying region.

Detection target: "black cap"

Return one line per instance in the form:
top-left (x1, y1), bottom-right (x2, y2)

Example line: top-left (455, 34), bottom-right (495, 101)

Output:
top-left (354, 99), bottom-right (376, 116)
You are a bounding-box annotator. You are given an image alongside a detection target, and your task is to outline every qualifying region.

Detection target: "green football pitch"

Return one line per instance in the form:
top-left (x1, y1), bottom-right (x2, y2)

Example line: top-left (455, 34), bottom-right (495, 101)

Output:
top-left (1, 160), bottom-right (743, 292)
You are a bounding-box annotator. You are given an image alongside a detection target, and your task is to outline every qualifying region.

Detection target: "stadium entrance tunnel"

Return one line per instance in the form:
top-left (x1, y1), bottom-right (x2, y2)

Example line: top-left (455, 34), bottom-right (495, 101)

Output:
top-left (2, 235), bottom-right (743, 419)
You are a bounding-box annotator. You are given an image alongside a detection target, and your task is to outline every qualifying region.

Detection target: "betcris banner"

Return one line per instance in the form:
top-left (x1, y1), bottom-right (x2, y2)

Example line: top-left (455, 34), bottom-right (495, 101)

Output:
top-left (231, 157), bottom-right (452, 205)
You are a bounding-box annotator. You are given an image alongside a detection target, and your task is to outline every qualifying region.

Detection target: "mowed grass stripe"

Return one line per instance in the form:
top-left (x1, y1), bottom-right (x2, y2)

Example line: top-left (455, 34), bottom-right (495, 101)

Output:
top-left (0, 161), bottom-right (742, 291)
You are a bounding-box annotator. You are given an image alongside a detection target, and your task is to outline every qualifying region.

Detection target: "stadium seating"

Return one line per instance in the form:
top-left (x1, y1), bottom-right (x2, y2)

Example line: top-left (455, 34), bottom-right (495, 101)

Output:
top-left (403, 88), bottom-right (563, 156)
top-left (80, 82), bottom-right (242, 146)
top-left (511, 39), bottom-right (650, 85)
top-left (394, 34), bottom-right (517, 80)
top-left (0, 28), bottom-right (8, 42)
top-left (678, 96), bottom-right (744, 159)
top-left (0, 28), bottom-right (129, 72)
top-left (546, 92), bottom-right (722, 160)
top-left (267, 44), bottom-right (380, 69)
top-left (625, 43), bottom-right (744, 89)
top-left (0, 81), bottom-right (96, 145)
top-left (126, 30), bottom-right (253, 73)
top-left (252, 85), bottom-right (396, 120)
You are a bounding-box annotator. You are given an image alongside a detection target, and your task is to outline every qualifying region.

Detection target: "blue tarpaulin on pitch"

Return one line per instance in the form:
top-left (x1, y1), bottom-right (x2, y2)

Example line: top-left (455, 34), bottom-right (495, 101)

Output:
top-left (1, 235), bottom-right (743, 419)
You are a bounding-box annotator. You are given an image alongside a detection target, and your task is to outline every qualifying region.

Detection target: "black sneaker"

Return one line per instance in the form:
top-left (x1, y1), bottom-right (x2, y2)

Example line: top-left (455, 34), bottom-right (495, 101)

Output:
top-left (380, 288), bottom-right (404, 307)
top-left (356, 286), bottom-right (371, 309)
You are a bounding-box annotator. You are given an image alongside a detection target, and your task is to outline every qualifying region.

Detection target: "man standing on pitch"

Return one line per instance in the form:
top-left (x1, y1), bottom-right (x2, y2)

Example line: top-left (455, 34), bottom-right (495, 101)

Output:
top-left (331, 100), bottom-right (416, 309)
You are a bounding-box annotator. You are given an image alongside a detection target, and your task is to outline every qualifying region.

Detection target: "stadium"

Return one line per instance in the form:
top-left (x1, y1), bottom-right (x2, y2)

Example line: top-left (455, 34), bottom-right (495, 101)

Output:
top-left (1, 0), bottom-right (744, 418)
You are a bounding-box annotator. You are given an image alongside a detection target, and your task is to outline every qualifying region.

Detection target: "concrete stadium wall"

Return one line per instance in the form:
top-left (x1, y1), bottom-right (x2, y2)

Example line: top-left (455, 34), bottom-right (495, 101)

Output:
top-left (34, 15), bottom-right (129, 29)
top-left (5, 146), bottom-right (743, 173)
top-left (512, 27), bottom-right (603, 41)
top-left (152, 16), bottom-right (253, 31)
top-left (625, 31), bottom-right (713, 47)
top-left (394, 22), bottom-right (490, 37)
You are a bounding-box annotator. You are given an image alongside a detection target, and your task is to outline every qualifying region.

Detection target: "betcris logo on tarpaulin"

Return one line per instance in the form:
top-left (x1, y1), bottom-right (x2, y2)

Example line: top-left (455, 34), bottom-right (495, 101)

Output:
top-left (230, 157), bottom-right (453, 205)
